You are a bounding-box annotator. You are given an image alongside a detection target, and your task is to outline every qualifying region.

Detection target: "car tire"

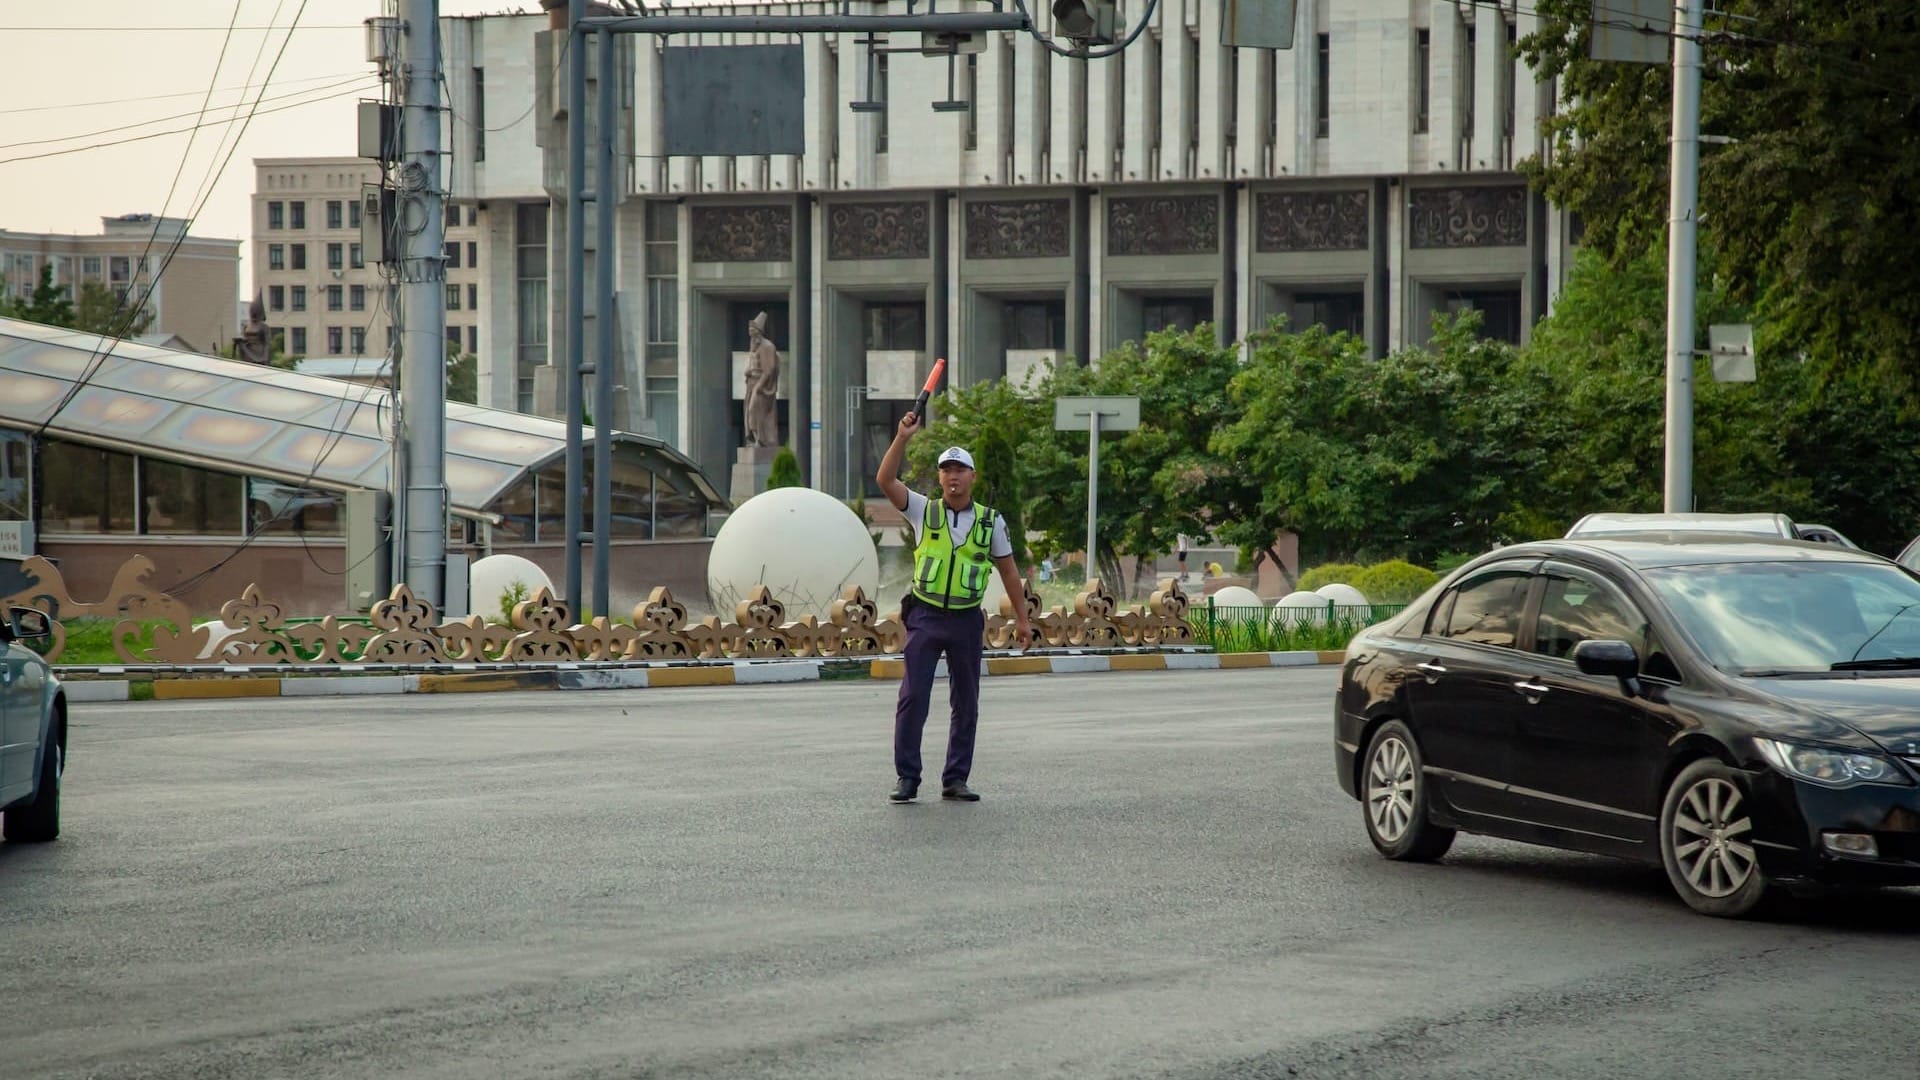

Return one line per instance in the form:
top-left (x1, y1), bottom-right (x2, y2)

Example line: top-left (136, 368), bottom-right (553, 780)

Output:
top-left (1361, 720), bottom-right (1454, 862)
top-left (1659, 758), bottom-right (1767, 917)
top-left (2, 725), bottom-right (61, 844)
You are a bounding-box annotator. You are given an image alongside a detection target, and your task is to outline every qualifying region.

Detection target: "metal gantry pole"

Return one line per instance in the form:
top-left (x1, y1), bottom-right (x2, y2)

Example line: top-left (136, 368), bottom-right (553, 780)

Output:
top-left (1085, 411), bottom-right (1101, 584)
top-left (1663, 0), bottom-right (1703, 513)
top-left (563, 0), bottom-right (588, 614)
top-left (592, 27), bottom-right (616, 620)
top-left (398, 0), bottom-right (447, 607)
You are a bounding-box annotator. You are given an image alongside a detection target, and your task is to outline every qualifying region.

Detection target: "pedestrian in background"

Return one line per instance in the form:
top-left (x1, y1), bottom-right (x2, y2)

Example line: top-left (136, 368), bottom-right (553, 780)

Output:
top-left (876, 412), bottom-right (1033, 804)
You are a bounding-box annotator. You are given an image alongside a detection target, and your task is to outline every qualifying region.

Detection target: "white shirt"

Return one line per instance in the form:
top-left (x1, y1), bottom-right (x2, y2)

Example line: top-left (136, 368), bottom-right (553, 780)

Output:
top-left (902, 490), bottom-right (1014, 559)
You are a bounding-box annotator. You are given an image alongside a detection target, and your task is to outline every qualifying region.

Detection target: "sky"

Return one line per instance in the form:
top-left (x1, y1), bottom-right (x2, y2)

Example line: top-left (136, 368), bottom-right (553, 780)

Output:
top-left (0, 1), bottom-right (754, 289)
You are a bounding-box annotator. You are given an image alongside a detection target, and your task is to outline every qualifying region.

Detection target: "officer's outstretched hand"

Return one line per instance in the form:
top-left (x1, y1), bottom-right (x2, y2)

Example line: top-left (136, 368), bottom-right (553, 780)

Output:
top-left (897, 411), bottom-right (921, 438)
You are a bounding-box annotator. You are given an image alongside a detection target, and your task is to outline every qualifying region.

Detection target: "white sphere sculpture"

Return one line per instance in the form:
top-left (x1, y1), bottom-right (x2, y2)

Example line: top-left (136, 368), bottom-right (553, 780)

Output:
top-left (707, 487), bottom-right (879, 619)
top-left (1272, 589), bottom-right (1333, 627)
top-left (470, 554), bottom-right (555, 617)
top-left (1315, 583), bottom-right (1370, 611)
top-left (1205, 585), bottom-right (1265, 614)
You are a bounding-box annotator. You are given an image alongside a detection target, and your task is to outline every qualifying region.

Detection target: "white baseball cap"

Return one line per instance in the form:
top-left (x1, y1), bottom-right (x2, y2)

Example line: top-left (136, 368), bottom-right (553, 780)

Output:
top-left (937, 446), bottom-right (975, 470)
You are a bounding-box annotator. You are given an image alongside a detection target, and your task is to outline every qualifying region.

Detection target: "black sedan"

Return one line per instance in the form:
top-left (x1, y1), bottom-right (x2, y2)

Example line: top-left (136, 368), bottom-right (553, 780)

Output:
top-left (1334, 535), bottom-right (1920, 917)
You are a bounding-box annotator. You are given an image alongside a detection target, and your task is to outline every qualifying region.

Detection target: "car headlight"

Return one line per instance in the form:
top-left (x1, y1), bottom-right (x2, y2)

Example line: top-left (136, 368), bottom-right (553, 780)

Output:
top-left (1753, 738), bottom-right (1913, 788)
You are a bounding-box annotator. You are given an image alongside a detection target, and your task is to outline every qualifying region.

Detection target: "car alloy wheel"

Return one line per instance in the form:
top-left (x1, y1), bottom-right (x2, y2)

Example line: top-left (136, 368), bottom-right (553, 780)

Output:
top-left (1660, 759), bottom-right (1768, 917)
top-left (1367, 737), bottom-right (1416, 844)
top-left (1360, 720), bottom-right (1454, 862)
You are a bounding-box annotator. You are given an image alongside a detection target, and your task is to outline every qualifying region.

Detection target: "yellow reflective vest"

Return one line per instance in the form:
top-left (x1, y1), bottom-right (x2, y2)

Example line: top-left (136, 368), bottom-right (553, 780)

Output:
top-left (911, 497), bottom-right (998, 610)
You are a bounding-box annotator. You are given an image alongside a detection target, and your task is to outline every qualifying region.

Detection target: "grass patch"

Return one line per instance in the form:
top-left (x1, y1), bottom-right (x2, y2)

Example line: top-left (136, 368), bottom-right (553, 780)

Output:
top-left (28, 618), bottom-right (183, 666)
top-left (1188, 604), bottom-right (1405, 653)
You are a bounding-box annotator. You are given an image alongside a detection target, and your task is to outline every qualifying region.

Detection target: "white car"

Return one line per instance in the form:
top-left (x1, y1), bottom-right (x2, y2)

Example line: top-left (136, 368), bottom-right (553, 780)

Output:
top-left (2, 607), bottom-right (65, 843)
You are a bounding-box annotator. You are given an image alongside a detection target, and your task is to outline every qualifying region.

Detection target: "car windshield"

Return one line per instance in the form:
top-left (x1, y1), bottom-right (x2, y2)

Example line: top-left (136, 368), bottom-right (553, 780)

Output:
top-left (1643, 560), bottom-right (1920, 674)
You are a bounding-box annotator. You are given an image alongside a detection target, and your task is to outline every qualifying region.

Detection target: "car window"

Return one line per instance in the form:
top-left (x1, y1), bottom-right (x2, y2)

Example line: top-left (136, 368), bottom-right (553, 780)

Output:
top-left (1534, 571), bottom-right (1681, 681)
top-left (1644, 560), bottom-right (1920, 673)
top-left (1437, 571), bottom-right (1531, 649)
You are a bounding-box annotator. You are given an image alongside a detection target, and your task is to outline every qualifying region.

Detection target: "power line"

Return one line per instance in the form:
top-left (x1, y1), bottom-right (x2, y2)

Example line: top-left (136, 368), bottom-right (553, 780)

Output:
top-left (0, 82), bottom-right (372, 167)
top-left (0, 76), bottom-right (377, 153)
top-left (0, 70), bottom-right (372, 116)
top-left (0, 24), bottom-right (363, 31)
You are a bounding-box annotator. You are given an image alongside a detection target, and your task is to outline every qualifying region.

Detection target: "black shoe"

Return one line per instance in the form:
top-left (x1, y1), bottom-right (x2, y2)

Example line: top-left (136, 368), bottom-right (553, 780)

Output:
top-left (890, 778), bottom-right (919, 803)
top-left (942, 784), bottom-right (981, 802)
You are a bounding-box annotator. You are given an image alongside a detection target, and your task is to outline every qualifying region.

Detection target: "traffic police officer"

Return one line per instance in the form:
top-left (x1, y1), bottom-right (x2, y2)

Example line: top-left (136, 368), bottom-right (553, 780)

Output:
top-left (876, 411), bottom-right (1033, 803)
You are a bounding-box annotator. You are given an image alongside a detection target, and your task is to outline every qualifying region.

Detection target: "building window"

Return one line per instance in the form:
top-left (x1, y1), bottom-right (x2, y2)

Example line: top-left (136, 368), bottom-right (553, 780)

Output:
top-left (290, 244), bottom-right (307, 271)
top-left (327, 326), bottom-right (343, 354)
top-left (267, 244), bottom-right (285, 271)
top-left (291, 326), bottom-right (307, 354)
top-left (349, 199), bottom-right (363, 228)
top-left (140, 458), bottom-right (243, 536)
top-left (1416, 28), bottom-right (1431, 134)
top-left (467, 325), bottom-right (478, 354)
top-left (516, 202), bottom-right (550, 414)
top-left (1287, 291), bottom-right (1366, 337)
top-left (1315, 33), bottom-right (1331, 139)
top-left (327, 285), bottom-right (343, 312)
top-left (964, 54), bottom-right (978, 151)
top-left (349, 242), bottom-right (364, 269)
top-left (268, 201), bottom-right (284, 229)
top-left (327, 243), bottom-right (343, 270)
top-left (467, 283), bottom-right (477, 310)
top-left (350, 327), bottom-right (366, 355)
top-left (38, 439), bottom-right (136, 534)
top-left (467, 241), bottom-right (477, 267)
top-left (81, 256), bottom-right (102, 280)
top-left (1440, 286), bottom-right (1523, 344)
top-left (0, 429), bottom-right (30, 524)
top-left (446, 284), bottom-right (461, 310)
top-left (473, 67), bottom-right (486, 161)
top-left (1142, 295), bottom-right (1214, 335)
top-left (876, 53), bottom-right (889, 155)
top-left (1504, 19), bottom-right (1518, 140)
top-left (1185, 28), bottom-right (1201, 156)
top-left (446, 326), bottom-right (462, 349)
top-left (247, 478), bottom-right (343, 536)
top-left (1462, 19), bottom-right (1477, 142)
top-left (1004, 300), bottom-right (1067, 350)
top-left (327, 200), bottom-right (343, 229)
top-left (269, 285), bottom-right (285, 311)
top-left (644, 201), bottom-right (678, 445)
top-left (109, 256), bottom-right (130, 285)
top-left (350, 284), bottom-right (365, 311)
top-left (445, 241), bottom-right (460, 269)
top-left (290, 201), bottom-right (306, 229)
top-left (291, 285), bottom-right (307, 312)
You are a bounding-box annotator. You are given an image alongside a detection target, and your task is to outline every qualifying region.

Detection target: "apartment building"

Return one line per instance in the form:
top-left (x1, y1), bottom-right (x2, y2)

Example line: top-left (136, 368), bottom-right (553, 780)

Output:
top-left (0, 214), bottom-right (240, 351)
top-left (251, 157), bottom-right (482, 365)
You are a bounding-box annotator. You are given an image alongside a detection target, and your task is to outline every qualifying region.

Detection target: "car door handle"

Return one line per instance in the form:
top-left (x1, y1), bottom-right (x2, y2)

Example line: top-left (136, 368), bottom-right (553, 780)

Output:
top-left (1512, 680), bottom-right (1550, 700)
top-left (1416, 661), bottom-right (1447, 682)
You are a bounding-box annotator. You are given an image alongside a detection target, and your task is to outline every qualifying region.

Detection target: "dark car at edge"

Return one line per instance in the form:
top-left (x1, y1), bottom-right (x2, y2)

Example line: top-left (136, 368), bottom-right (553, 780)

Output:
top-left (1334, 534), bottom-right (1920, 917)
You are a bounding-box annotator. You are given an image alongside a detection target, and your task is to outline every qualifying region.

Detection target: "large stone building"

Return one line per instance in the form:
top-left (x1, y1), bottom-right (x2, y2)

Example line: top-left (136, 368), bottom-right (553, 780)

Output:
top-left (0, 214), bottom-right (240, 352)
top-left (251, 157), bottom-right (483, 365)
top-left (427, 0), bottom-right (1569, 500)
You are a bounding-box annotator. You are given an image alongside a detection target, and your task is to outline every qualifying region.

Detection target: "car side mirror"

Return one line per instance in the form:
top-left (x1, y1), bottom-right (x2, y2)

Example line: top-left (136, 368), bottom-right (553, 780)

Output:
top-left (5, 607), bottom-right (52, 642)
top-left (1574, 638), bottom-right (1641, 692)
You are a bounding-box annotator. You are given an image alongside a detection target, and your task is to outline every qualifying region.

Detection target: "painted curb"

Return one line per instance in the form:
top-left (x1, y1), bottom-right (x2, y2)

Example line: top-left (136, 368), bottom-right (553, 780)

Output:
top-left (91, 653), bottom-right (1341, 703)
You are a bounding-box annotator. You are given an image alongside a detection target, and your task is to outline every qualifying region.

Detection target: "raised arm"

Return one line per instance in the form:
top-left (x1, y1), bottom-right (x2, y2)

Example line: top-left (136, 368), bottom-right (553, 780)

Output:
top-left (875, 411), bottom-right (919, 511)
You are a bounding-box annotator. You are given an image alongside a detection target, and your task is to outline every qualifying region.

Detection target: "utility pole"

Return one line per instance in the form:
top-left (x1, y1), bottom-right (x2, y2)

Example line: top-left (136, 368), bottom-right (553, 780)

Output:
top-left (398, 0), bottom-right (448, 605)
top-left (564, 0), bottom-right (587, 616)
top-left (1663, 0), bottom-right (1702, 513)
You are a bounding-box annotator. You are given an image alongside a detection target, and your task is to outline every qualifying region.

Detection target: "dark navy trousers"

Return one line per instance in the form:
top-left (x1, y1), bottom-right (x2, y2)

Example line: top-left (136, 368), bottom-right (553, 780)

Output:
top-left (893, 599), bottom-right (986, 787)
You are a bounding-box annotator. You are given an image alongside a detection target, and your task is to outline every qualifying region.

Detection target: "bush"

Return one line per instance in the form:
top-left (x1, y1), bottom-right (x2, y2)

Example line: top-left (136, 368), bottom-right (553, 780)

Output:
top-left (1352, 560), bottom-right (1439, 605)
top-left (766, 446), bottom-right (802, 489)
top-left (1297, 562), bottom-right (1366, 592)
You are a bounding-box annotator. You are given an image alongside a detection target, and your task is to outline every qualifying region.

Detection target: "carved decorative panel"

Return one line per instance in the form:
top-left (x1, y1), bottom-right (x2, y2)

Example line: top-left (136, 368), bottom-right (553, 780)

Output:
top-left (689, 205), bottom-right (793, 263)
top-left (1106, 195), bottom-right (1219, 256)
top-left (964, 199), bottom-right (1071, 259)
top-left (1255, 190), bottom-right (1370, 252)
top-left (827, 201), bottom-right (930, 260)
top-left (1408, 187), bottom-right (1529, 249)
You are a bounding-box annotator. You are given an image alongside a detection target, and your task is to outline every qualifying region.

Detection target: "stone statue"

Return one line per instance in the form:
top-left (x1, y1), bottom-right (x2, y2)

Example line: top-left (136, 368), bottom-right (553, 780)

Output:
top-left (234, 291), bottom-right (271, 365)
top-left (743, 310), bottom-right (781, 448)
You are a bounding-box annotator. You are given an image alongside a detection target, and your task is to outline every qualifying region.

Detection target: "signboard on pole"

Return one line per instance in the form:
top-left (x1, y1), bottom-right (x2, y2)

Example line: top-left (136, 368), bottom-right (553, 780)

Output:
top-left (1053, 396), bottom-right (1140, 584)
top-left (1709, 323), bottom-right (1756, 383)
top-left (1589, 0), bottom-right (1674, 65)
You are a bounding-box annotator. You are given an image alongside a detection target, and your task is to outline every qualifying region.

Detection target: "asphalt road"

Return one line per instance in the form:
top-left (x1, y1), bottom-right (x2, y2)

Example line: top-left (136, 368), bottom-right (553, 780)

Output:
top-left (4, 668), bottom-right (1920, 1079)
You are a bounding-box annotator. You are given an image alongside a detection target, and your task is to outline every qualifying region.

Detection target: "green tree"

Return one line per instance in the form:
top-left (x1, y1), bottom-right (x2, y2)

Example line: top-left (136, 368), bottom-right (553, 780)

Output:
top-left (765, 445), bottom-right (802, 489)
top-left (17, 265), bottom-right (75, 327)
top-left (1519, 0), bottom-right (1920, 382)
top-left (447, 346), bottom-right (477, 405)
top-left (72, 281), bottom-right (155, 337)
